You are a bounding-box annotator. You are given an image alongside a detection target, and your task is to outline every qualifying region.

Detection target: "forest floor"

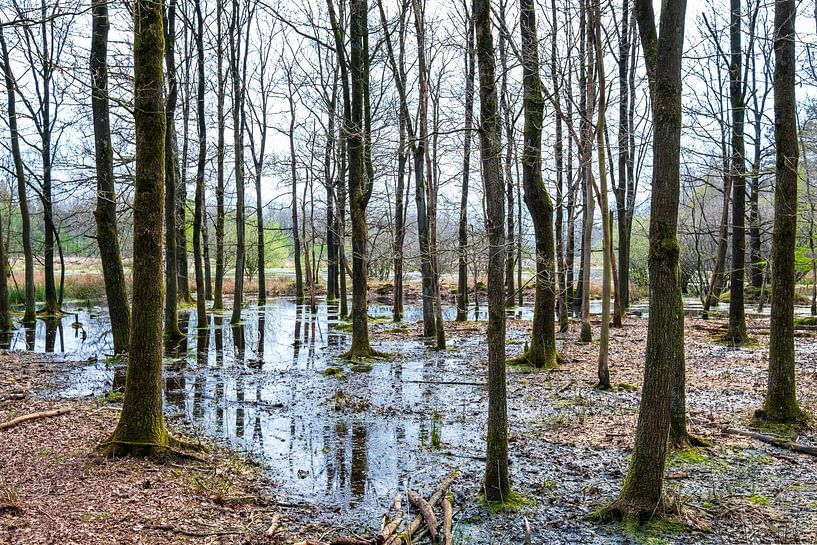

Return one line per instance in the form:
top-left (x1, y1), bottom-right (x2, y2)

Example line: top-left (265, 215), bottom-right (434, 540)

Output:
top-left (0, 352), bottom-right (316, 545)
top-left (1, 310), bottom-right (816, 544)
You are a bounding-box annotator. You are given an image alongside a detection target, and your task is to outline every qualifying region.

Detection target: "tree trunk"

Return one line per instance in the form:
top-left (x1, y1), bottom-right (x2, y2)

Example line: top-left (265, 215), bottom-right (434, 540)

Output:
top-left (214, 1), bottom-right (226, 310)
top-left (91, 0), bottom-right (131, 354)
top-left (604, 0), bottom-right (687, 518)
top-left (513, 0), bottom-right (557, 370)
top-left (0, 28), bottom-right (35, 327)
top-left (763, 0), bottom-right (802, 422)
top-left (727, 0), bottom-right (747, 345)
top-left (287, 72), bottom-right (304, 306)
top-left (39, 2), bottom-right (58, 317)
top-left (193, 0), bottom-right (207, 324)
top-left (104, 0), bottom-right (170, 457)
top-left (164, 0), bottom-right (183, 339)
top-left (457, 6), bottom-right (475, 323)
top-left (499, 0), bottom-right (515, 307)
top-left (552, 0), bottom-right (568, 332)
top-left (591, 0), bottom-right (612, 389)
top-left (229, 0), bottom-right (246, 325)
top-left (475, 0), bottom-right (510, 502)
top-left (703, 167), bottom-right (731, 317)
top-left (579, 0), bottom-right (594, 343)
top-left (615, 0), bottom-right (633, 317)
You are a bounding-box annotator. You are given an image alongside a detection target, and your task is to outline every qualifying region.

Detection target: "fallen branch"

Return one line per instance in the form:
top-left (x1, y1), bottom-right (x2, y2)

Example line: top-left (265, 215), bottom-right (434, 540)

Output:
top-left (442, 498), bottom-right (453, 545)
top-left (407, 490), bottom-right (439, 542)
top-left (0, 407), bottom-right (73, 431)
top-left (379, 494), bottom-right (403, 542)
top-left (721, 427), bottom-right (817, 457)
top-left (691, 416), bottom-right (817, 457)
top-left (385, 471), bottom-right (458, 545)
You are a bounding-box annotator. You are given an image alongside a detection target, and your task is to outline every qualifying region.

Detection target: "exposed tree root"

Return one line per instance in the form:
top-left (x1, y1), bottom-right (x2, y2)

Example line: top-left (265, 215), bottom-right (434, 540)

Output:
top-left (507, 350), bottom-right (559, 369)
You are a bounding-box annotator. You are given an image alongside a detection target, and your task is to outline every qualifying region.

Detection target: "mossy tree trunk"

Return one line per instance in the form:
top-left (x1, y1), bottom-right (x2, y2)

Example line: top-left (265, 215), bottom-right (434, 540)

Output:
top-left (328, 0), bottom-right (375, 357)
top-left (0, 27), bottom-right (36, 327)
top-left (726, 0), bottom-right (747, 345)
top-left (514, 0), bottom-right (557, 370)
top-left (763, 0), bottom-right (803, 423)
top-left (604, 0), bottom-right (687, 519)
top-left (91, 0), bottom-right (131, 354)
top-left (474, 0), bottom-right (510, 501)
top-left (192, 0), bottom-right (207, 325)
top-left (104, 0), bottom-right (170, 457)
top-left (163, 0), bottom-right (183, 340)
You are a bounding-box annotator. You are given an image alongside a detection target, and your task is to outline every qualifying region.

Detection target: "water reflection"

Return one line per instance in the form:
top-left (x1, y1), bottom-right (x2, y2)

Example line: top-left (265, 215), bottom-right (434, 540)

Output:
top-left (43, 300), bottom-right (487, 520)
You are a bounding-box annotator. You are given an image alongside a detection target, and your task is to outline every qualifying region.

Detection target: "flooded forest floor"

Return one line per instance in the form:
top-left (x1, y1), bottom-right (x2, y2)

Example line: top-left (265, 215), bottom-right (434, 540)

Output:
top-left (1, 300), bottom-right (816, 544)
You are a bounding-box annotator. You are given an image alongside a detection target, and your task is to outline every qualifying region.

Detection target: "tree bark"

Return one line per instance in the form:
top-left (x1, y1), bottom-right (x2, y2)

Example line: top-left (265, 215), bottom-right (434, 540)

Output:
top-left (0, 27), bottom-right (35, 327)
top-left (457, 5), bottom-right (475, 323)
top-left (513, 0), bottom-right (558, 370)
top-left (604, 0), bottom-right (688, 518)
top-left (763, 0), bottom-right (802, 422)
top-left (104, 0), bottom-right (170, 457)
top-left (229, 0), bottom-right (247, 325)
top-left (727, 0), bottom-right (748, 345)
top-left (91, 0), bottom-right (131, 354)
top-left (164, 0), bottom-right (183, 339)
top-left (214, 1), bottom-right (226, 310)
top-left (475, 0), bottom-right (510, 501)
top-left (193, 0), bottom-right (207, 324)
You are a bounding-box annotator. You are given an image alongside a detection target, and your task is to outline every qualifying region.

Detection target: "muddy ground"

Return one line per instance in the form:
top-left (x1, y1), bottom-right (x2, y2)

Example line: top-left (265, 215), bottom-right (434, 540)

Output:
top-left (1, 309), bottom-right (816, 544)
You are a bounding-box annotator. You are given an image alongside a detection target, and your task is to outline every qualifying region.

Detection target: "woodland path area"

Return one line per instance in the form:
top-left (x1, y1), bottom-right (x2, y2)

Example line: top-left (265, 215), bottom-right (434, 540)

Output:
top-left (1, 315), bottom-right (815, 545)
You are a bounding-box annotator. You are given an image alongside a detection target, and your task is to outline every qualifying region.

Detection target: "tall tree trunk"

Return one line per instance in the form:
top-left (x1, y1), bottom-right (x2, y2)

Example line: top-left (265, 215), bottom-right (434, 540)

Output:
top-left (499, 0), bottom-right (515, 307)
top-left (579, 0), bottom-right (595, 343)
top-left (615, 0), bottom-right (633, 317)
top-left (39, 1), bottom-right (58, 316)
top-left (229, 0), bottom-right (247, 325)
top-left (591, 0), bottom-right (612, 389)
top-left (0, 28), bottom-right (35, 327)
top-left (214, 1), bottom-right (226, 310)
top-left (91, 0), bottom-right (131, 354)
top-left (552, 0), bottom-right (568, 332)
top-left (475, 0), bottom-right (510, 502)
top-left (193, 0), bottom-right (207, 324)
top-left (603, 0), bottom-right (687, 518)
top-left (513, 0), bottom-right (557, 370)
top-left (164, 0), bottom-right (183, 339)
top-left (393, 53), bottom-right (407, 322)
top-left (727, 0), bottom-right (747, 345)
top-left (327, 74), bottom-right (339, 304)
top-left (104, 0), bottom-right (170, 457)
top-left (763, 0), bottom-right (802, 422)
top-left (176, 19), bottom-right (191, 304)
top-left (457, 5), bottom-right (475, 323)
top-left (565, 66), bottom-right (576, 317)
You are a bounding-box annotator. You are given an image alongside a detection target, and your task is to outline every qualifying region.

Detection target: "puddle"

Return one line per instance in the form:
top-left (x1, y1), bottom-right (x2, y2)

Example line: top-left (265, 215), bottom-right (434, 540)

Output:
top-left (13, 299), bottom-right (494, 526)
